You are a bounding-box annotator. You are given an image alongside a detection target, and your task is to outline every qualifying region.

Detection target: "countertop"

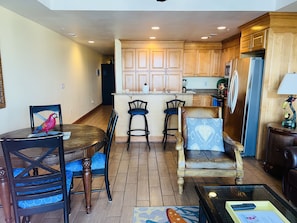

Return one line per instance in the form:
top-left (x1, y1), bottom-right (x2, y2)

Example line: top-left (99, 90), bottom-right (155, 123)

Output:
top-left (113, 89), bottom-right (217, 95)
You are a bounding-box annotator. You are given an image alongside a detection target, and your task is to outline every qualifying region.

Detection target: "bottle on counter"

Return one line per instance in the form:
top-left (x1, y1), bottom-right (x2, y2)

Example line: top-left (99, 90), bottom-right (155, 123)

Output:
top-left (143, 83), bottom-right (149, 93)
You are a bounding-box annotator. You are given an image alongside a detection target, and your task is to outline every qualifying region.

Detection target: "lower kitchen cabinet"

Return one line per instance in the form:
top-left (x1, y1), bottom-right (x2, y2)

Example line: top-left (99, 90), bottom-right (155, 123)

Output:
top-left (264, 123), bottom-right (297, 177)
top-left (192, 95), bottom-right (212, 106)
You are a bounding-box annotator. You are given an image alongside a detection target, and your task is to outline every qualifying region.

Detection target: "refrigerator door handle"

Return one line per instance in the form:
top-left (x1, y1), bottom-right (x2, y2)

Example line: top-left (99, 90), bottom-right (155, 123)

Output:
top-left (228, 70), bottom-right (239, 114)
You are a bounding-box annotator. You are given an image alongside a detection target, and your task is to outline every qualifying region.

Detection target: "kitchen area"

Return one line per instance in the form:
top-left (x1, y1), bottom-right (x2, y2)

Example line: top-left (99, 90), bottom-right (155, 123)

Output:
top-left (111, 12), bottom-right (297, 161)
top-left (113, 40), bottom-right (234, 143)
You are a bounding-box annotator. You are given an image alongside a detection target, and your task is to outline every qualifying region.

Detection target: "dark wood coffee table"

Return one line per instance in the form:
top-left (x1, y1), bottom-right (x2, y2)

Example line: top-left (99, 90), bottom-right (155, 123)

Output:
top-left (195, 184), bottom-right (297, 223)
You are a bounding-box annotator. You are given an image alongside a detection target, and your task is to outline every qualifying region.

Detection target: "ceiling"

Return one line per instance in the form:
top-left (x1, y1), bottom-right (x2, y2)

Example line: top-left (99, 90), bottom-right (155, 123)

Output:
top-left (1, 0), bottom-right (297, 55)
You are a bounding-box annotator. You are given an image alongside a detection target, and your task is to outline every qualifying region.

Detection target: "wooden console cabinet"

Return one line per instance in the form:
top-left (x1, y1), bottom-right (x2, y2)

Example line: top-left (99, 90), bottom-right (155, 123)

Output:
top-left (264, 123), bottom-right (297, 177)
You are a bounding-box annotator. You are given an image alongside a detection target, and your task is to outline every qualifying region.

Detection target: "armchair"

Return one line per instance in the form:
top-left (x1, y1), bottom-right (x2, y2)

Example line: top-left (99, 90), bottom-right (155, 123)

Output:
top-left (176, 106), bottom-right (244, 194)
top-left (283, 146), bottom-right (297, 206)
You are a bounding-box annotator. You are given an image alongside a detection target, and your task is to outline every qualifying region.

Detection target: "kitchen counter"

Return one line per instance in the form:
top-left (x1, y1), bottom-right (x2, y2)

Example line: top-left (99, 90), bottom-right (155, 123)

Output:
top-left (113, 89), bottom-right (218, 142)
top-left (113, 89), bottom-right (217, 95)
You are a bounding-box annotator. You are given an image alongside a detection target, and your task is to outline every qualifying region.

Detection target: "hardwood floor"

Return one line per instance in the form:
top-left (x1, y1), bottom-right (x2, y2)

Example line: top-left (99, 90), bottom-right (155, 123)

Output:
top-left (0, 105), bottom-right (293, 223)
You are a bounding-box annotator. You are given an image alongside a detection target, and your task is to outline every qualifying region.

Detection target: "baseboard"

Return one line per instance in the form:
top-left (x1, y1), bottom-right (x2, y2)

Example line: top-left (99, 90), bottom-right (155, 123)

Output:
top-left (73, 104), bottom-right (101, 124)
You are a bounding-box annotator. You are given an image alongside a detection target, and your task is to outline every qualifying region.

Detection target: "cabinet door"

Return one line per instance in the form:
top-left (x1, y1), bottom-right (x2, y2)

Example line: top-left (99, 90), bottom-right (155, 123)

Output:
top-left (210, 50), bottom-right (222, 76)
top-left (150, 71), bottom-right (165, 91)
top-left (123, 71), bottom-right (135, 91)
top-left (150, 49), bottom-right (166, 70)
top-left (196, 50), bottom-right (211, 76)
top-left (167, 49), bottom-right (183, 70)
top-left (136, 49), bottom-right (149, 70)
top-left (136, 71), bottom-right (150, 91)
top-left (183, 50), bottom-right (196, 76)
top-left (167, 71), bottom-right (182, 92)
top-left (122, 49), bottom-right (135, 70)
top-left (192, 95), bottom-right (212, 106)
top-left (251, 30), bottom-right (267, 51)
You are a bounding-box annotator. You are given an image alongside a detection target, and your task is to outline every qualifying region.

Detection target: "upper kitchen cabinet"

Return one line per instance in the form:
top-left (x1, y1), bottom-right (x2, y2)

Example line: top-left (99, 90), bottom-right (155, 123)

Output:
top-left (183, 42), bottom-right (223, 77)
top-left (122, 48), bottom-right (150, 91)
top-left (122, 41), bottom-right (184, 92)
top-left (221, 34), bottom-right (240, 73)
top-left (239, 15), bottom-right (270, 54)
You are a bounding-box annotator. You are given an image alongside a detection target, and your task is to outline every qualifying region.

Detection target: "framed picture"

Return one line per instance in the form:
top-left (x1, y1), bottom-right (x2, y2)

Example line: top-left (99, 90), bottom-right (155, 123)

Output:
top-left (0, 54), bottom-right (6, 108)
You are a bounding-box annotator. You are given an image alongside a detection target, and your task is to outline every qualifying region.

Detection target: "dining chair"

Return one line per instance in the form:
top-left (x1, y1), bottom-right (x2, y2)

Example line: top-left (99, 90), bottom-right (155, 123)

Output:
top-left (1, 135), bottom-right (73, 223)
top-left (65, 109), bottom-right (119, 201)
top-left (29, 104), bottom-right (63, 128)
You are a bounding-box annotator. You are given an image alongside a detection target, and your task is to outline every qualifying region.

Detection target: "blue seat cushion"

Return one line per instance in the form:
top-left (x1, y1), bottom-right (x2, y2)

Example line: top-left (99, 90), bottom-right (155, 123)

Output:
top-left (65, 152), bottom-right (106, 172)
top-left (17, 170), bottom-right (73, 209)
top-left (128, 108), bottom-right (148, 115)
top-left (164, 108), bottom-right (178, 115)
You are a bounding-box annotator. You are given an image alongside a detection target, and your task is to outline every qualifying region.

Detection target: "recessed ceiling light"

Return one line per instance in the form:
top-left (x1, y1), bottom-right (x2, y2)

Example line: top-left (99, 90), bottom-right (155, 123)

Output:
top-left (68, 33), bottom-right (77, 37)
top-left (217, 26), bottom-right (226, 30)
top-left (201, 36), bottom-right (209, 40)
top-left (149, 37), bottom-right (156, 40)
top-left (88, 40), bottom-right (95, 44)
top-left (152, 26), bottom-right (160, 30)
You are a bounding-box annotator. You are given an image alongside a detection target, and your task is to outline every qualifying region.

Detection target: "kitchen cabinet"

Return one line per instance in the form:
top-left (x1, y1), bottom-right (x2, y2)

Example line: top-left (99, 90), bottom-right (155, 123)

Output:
top-left (264, 123), bottom-right (297, 177)
top-left (122, 41), bottom-right (184, 92)
top-left (183, 43), bottom-right (222, 77)
top-left (192, 94), bottom-right (212, 106)
top-left (221, 34), bottom-right (240, 74)
top-left (240, 29), bottom-right (268, 53)
top-left (150, 48), bottom-right (183, 91)
top-left (122, 48), bottom-right (150, 91)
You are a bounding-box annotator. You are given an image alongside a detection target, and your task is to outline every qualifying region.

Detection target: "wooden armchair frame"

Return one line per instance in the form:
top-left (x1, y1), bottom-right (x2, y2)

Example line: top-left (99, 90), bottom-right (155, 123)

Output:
top-left (176, 106), bottom-right (244, 194)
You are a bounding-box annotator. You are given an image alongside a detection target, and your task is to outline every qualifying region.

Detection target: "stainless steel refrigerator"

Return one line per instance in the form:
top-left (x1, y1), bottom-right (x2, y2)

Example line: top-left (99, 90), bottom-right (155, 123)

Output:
top-left (224, 57), bottom-right (264, 156)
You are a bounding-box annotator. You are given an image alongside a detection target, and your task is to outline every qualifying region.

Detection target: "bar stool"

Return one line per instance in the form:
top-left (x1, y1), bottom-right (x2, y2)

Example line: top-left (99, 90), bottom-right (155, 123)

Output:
top-left (127, 99), bottom-right (151, 150)
top-left (162, 99), bottom-right (185, 150)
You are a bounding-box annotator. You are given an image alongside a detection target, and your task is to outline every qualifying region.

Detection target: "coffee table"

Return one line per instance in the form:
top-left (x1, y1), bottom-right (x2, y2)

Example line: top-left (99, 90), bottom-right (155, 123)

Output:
top-left (195, 184), bottom-right (297, 223)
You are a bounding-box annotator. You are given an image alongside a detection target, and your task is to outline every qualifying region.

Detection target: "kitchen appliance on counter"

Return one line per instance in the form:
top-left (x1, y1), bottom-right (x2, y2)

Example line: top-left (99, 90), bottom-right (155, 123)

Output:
top-left (224, 57), bottom-right (264, 156)
top-left (182, 79), bottom-right (187, 93)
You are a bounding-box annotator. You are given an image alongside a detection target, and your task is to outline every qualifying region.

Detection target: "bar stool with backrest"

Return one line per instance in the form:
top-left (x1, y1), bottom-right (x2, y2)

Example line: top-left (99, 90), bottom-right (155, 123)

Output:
top-left (162, 99), bottom-right (185, 150)
top-left (127, 99), bottom-right (150, 150)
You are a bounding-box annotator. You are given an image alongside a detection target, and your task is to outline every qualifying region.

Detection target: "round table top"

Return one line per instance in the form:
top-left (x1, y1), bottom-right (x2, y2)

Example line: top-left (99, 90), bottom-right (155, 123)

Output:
top-left (0, 124), bottom-right (107, 154)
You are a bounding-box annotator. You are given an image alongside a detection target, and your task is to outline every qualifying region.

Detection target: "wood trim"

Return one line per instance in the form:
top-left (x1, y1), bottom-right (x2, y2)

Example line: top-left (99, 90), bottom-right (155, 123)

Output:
top-left (121, 40), bottom-right (185, 49)
top-left (73, 105), bottom-right (101, 124)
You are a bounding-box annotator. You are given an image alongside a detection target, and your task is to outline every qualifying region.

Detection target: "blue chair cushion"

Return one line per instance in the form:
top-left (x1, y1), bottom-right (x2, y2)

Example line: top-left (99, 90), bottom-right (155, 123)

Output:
top-left (13, 168), bottom-right (26, 177)
top-left (17, 170), bottom-right (73, 209)
top-left (128, 108), bottom-right (148, 115)
top-left (186, 118), bottom-right (224, 152)
top-left (65, 152), bottom-right (106, 172)
top-left (164, 108), bottom-right (178, 115)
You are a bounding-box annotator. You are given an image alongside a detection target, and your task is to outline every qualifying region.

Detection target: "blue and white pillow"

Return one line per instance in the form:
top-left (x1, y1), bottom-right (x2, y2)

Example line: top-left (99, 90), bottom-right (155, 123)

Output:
top-left (186, 118), bottom-right (224, 152)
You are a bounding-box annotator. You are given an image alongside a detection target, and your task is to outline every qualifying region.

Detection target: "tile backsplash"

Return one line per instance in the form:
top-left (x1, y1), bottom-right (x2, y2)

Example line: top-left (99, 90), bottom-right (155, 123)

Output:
top-left (183, 77), bottom-right (222, 89)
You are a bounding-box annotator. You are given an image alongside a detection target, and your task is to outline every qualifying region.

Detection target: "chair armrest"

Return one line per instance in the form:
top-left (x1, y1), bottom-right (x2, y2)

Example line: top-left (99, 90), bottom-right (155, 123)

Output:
top-left (175, 132), bottom-right (185, 169)
top-left (284, 146), bottom-right (297, 169)
top-left (223, 131), bottom-right (244, 159)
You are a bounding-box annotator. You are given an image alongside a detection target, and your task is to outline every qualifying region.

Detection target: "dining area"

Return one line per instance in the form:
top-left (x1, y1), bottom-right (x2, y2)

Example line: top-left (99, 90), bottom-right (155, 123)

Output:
top-left (0, 104), bottom-right (118, 223)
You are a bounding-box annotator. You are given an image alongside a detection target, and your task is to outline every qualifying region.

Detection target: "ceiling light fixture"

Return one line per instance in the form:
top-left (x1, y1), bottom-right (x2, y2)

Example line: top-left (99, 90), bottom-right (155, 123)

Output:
top-left (156, 0), bottom-right (166, 2)
top-left (152, 26), bottom-right (160, 30)
top-left (217, 26), bottom-right (226, 30)
top-left (88, 40), bottom-right (95, 44)
top-left (201, 36), bottom-right (209, 40)
top-left (68, 33), bottom-right (77, 37)
top-left (149, 37), bottom-right (156, 40)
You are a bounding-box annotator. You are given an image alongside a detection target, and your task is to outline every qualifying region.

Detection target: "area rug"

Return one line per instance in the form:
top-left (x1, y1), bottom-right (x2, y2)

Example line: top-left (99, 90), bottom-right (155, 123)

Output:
top-left (133, 206), bottom-right (199, 223)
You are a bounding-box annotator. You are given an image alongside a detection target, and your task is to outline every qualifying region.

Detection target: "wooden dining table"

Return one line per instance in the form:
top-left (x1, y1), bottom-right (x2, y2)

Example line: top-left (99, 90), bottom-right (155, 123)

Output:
top-left (0, 124), bottom-right (107, 222)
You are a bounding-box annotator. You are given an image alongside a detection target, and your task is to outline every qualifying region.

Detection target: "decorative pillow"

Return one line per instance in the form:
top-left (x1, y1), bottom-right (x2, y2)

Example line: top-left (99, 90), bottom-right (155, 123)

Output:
top-left (186, 118), bottom-right (224, 152)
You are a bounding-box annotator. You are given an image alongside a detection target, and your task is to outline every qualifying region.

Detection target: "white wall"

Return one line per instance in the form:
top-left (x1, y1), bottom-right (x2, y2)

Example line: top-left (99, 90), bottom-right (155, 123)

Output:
top-left (0, 6), bottom-right (104, 134)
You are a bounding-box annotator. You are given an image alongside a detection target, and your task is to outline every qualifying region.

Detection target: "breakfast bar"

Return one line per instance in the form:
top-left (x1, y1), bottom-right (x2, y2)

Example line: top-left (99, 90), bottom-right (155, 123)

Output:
top-left (113, 91), bottom-right (195, 142)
